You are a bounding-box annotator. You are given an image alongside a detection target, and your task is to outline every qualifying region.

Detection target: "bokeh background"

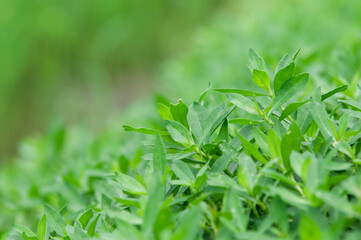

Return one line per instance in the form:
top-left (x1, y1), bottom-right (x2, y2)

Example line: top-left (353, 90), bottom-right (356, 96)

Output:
top-left (1, 0), bottom-right (361, 161)
top-left (1, 0), bottom-right (361, 236)
top-left (0, 0), bottom-right (220, 160)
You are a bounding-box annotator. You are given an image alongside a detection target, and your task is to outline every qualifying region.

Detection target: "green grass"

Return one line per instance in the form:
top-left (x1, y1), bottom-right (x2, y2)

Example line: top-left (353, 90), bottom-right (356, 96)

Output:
top-left (3, 49), bottom-right (361, 239)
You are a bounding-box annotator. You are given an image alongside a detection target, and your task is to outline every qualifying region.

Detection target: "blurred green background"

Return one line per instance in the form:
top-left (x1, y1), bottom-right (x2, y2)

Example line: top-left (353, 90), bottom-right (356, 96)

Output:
top-left (1, 0), bottom-right (361, 237)
top-left (1, 0), bottom-right (361, 161)
top-left (0, 0), bottom-right (220, 160)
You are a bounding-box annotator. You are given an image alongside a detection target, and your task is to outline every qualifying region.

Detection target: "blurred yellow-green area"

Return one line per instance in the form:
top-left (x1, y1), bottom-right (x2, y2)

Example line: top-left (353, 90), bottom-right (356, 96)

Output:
top-left (0, 0), bottom-right (220, 160)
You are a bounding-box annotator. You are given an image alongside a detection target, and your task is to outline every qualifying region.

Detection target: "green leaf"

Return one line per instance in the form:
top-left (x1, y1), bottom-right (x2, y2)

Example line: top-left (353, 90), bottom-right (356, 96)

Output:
top-left (37, 214), bottom-right (47, 240)
top-left (279, 101), bottom-right (308, 121)
top-left (170, 100), bottom-right (189, 129)
top-left (171, 160), bottom-right (195, 182)
top-left (158, 103), bottom-right (173, 120)
top-left (299, 215), bottom-right (321, 240)
top-left (114, 197), bottom-right (141, 208)
top-left (272, 187), bottom-right (311, 210)
top-left (87, 213), bottom-right (100, 237)
top-left (214, 88), bottom-right (269, 96)
top-left (253, 127), bottom-right (269, 155)
top-left (153, 134), bottom-right (167, 175)
top-left (210, 154), bottom-right (232, 173)
top-left (248, 48), bottom-right (267, 72)
top-left (252, 69), bottom-right (271, 93)
top-left (218, 119), bottom-right (229, 141)
top-left (267, 129), bottom-right (281, 159)
top-left (274, 61), bottom-right (295, 94)
top-left (221, 190), bottom-right (248, 232)
top-left (165, 120), bottom-right (193, 146)
top-left (321, 85), bottom-right (348, 101)
top-left (237, 153), bottom-right (258, 192)
top-left (227, 93), bottom-right (259, 115)
top-left (275, 54), bottom-right (292, 73)
top-left (142, 172), bottom-right (164, 236)
top-left (309, 98), bottom-right (334, 139)
top-left (21, 233), bottom-right (38, 240)
top-left (114, 171), bottom-right (147, 195)
top-left (271, 196), bottom-right (289, 234)
top-left (44, 204), bottom-right (67, 237)
top-left (197, 83), bottom-right (211, 102)
top-left (187, 101), bottom-right (208, 142)
top-left (339, 99), bottom-right (361, 111)
top-left (338, 112), bottom-right (350, 138)
top-left (281, 123), bottom-right (302, 170)
top-left (79, 209), bottom-right (93, 230)
top-left (171, 206), bottom-right (202, 240)
top-left (122, 125), bottom-right (169, 135)
top-left (71, 224), bottom-right (89, 240)
top-left (12, 223), bottom-right (37, 238)
top-left (229, 118), bottom-right (264, 125)
top-left (198, 104), bottom-right (235, 146)
top-left (267, 73), bottom-right (309, 115)
top-left (237, 132), bottom-right (267, 164)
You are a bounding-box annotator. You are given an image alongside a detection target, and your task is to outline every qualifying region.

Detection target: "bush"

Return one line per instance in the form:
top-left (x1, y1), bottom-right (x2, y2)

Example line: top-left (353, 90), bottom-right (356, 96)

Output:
top-left (4, 49), bottom-right (361, 239)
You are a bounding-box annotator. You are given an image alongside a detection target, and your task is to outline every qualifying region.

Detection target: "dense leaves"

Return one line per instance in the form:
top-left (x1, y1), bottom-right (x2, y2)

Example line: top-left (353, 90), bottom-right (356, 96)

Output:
top-left (3, 50), bottom-right (361, 240)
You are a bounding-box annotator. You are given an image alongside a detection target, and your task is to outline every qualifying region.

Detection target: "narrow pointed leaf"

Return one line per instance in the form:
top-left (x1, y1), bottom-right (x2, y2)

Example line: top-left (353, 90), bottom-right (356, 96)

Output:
top-left (267, 73), bottom-right (309, 115)
top-left (122, 125), bottom-right (169, 135)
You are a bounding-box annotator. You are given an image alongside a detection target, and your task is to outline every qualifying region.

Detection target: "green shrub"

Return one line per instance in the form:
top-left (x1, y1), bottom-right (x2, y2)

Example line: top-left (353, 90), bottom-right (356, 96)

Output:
top-left (4, 49), bottom-right (361, 239)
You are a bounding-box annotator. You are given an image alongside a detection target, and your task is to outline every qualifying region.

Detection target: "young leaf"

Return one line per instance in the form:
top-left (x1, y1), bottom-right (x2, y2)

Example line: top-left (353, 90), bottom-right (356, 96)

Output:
top-left (142, 172), bottom-right (164, 236)
top-left (229, 118), bottom-right (264, 125)
top-left (271, 196), bottom-right (289, 234)
top-left (210, 154), bottom-right (232, 173)
top-left (338, 112), bottom-right (349, 138)
top-left (187, 101), bottom-right (208, 142)
top-left (122, 125), bottom-right (169, 135)
top-left (276, 54), bottom-right (292, 73)
top-left (321, 85), bottom-right (348, 101)
top-left (237, 153), bottom-right (258, 192)
top-left (252, 69), bottom-right (271, 93)
top-left (214, 88), bottom-right (268, 96)
top-left (237, 133), bottom-right (268, 164)
top-left (197, 83), bottom-right (211, 102)
top-left (87, 214), bottom-right (100, 237)
top-left (12, 223), bottom-right (37, 238)
top-left (339, 99), bottom-right (361, 111)
top-left (309, 98), bottom-right (334, 139)
top-left (267, 73), bottom-right (309, 115)
top-left (221, 190), bottom-right (248, 232)
top-left (171, 206), bottom-right (202, 240)
top-left (227, 93), bottom-right (259, 115)
top-left (171, 160), bottom-right (195, 182)
top-left (114, 171), bottom-right (147, 195)
top-left (281, 123), bottom-right (302, 170)
top-left (267, 129), bottom-right (281, 160)
top-left (44, 205), bottom-right (67, 237)
top-left (153, 134), bottom-right (167, 176)
top-left (158, 103), bottom-right (173, 120)
top-left (279, 101), bottom-right (308, 121)
top-left (37, 214), bottom-right (47, 240)
top-left (248, 48), bottom-right (267, 72)
top-left (165, 120), bottom-right (193, 146)
top-left (218, 119), bottom-right (229, 142)
top-left (253, 127), bottom-right (269, 155)
top-left (198, 105), bottom-right (235, 146)
top-left (79, 209), bottom-right (93, 230)
top-left (274, 61), bottom-right (295, 94)
top-left (170, 100), bottom-right (189, 129)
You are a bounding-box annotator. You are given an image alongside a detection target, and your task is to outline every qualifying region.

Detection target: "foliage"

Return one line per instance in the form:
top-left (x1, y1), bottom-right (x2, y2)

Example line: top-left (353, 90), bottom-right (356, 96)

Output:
top-left (3, 49), bottom-right (361, 239)
top-left (0, 0), bottom-right (220, 158)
